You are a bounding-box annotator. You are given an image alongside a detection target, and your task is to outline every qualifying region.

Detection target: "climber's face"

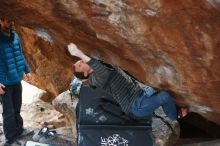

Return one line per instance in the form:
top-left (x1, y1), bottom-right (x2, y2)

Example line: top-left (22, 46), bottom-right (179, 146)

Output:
top-left (74, 60), bottom-right (92, 78)
top-left (74, 60), bottom-right (87, 72)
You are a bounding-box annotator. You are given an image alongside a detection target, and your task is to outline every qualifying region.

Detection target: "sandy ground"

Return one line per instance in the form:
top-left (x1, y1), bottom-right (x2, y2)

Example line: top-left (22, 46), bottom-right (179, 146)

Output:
top-left (0, 102), bottom-right (76, 146)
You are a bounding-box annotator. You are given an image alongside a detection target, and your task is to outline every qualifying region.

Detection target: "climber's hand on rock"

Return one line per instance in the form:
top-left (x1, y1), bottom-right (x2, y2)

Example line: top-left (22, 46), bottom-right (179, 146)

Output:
top-left (67, 43), bottom-right (84, 58)
top-left (67, 43), bottom-right (91, 62)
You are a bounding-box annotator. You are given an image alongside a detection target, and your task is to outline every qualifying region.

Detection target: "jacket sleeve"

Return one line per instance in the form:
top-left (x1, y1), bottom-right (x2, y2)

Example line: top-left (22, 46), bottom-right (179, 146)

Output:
top-left (16, 32), bottom-right (31, 73)
top-left (0, 49), bottom-right (5, 84)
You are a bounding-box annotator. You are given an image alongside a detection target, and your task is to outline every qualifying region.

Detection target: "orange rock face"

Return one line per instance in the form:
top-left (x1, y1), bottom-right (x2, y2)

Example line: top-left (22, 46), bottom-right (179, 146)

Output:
top-left (0, 0), bottom-right (220, 124)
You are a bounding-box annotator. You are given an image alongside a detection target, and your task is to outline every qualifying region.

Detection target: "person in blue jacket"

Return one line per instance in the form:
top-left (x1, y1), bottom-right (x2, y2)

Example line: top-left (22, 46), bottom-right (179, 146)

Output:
top-left (0, 18), bottom-right (32, 146)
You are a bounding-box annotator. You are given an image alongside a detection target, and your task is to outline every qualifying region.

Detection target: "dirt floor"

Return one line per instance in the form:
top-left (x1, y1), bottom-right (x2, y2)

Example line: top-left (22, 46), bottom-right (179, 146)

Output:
top-left (0, 101), bottom-right (76, 146)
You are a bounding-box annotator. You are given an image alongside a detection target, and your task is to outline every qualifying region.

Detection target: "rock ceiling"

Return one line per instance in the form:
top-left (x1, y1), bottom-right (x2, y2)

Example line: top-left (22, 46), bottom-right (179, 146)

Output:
top-left (0, 0), bottom-right (220, 124)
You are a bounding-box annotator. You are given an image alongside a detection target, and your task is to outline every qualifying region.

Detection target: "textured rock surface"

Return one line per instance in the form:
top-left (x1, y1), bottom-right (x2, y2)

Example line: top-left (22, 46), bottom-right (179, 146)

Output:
top-left (52, 91), bottom-right (79, 138)
top-left (0, 0), bottom-right (219, 124)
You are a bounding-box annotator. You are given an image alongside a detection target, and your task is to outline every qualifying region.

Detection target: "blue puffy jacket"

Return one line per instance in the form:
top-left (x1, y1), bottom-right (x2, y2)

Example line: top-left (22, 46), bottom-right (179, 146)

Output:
top-left (0, 31), bottom-right (30, 85)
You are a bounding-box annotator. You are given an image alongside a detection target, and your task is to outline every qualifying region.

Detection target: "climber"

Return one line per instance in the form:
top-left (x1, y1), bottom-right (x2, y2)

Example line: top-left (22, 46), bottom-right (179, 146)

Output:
top-left (67, 43), bottom-right (179, 121)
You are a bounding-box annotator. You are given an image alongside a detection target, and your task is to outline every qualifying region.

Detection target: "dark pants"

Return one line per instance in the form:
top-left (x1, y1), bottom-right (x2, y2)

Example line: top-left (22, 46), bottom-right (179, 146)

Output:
top-left (1, 83), bottom-right (23, 141)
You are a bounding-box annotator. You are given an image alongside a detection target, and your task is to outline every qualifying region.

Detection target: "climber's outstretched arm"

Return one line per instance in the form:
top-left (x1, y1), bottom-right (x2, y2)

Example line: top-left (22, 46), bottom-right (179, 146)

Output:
top-left (67, 43), bottom-right (91, 62)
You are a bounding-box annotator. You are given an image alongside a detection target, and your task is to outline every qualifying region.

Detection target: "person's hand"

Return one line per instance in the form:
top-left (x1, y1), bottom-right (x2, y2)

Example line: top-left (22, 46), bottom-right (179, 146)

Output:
top-left (67, 43), bottom-right (84, 58)
top-left (67, 43), bottom-right (91, 62)
top-left (0, 83), bottom-right (5, 95)
top-left (25, 73), bottom-right (32, 83)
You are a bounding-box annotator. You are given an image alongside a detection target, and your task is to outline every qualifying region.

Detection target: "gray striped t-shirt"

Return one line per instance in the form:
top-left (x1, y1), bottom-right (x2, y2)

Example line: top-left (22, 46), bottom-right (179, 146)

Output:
top-left (87, 58), bottom-right (143, 114)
